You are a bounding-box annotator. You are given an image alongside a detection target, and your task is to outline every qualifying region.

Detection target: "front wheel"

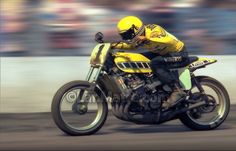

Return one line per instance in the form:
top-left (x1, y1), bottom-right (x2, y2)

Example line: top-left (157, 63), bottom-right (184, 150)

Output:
top-left (179, 76), bottom-right (230, 130)
top-left (51, 81), bottom-right (108, 136)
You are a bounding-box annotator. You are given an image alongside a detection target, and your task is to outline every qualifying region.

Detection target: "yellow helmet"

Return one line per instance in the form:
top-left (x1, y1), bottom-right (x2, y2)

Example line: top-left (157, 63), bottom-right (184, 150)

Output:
top-left (117, 16), bottom-right (144, 41)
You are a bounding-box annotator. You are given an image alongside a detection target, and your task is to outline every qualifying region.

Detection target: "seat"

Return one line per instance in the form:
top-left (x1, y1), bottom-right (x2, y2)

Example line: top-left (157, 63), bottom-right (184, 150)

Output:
top-left (188, 56), bottom-right (199, 64)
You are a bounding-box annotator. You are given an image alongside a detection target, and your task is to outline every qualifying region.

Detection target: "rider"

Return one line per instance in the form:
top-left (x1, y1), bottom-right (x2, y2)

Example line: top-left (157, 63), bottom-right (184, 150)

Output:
top-left (111, 16), bottom-right (189, 108)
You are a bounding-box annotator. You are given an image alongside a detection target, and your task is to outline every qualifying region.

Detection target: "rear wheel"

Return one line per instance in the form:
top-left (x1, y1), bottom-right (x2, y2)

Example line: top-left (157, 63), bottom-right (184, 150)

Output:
top-left (179, 76), bottom-right (230, 130)
top-left (51, 81), bottom-right (108, 136)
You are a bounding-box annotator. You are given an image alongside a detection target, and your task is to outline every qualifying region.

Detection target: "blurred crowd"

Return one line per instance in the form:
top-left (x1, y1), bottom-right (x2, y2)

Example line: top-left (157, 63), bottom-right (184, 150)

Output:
top-left (0, 0), bottom-right (236, 56)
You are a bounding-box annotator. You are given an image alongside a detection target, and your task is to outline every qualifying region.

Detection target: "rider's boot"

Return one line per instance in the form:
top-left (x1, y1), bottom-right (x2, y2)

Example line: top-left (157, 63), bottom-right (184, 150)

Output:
top-left (162, 84), bottom-right (186, 109)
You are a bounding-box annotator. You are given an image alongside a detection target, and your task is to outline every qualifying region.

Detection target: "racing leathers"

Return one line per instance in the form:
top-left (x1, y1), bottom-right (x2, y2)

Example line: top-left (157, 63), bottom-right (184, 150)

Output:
top-left (112, 24), bottom-right (189, 108)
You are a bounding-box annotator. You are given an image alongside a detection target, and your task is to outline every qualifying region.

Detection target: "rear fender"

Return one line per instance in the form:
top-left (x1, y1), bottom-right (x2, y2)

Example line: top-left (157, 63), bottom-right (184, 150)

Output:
top-left (189, 58), bottom-right (217, 72)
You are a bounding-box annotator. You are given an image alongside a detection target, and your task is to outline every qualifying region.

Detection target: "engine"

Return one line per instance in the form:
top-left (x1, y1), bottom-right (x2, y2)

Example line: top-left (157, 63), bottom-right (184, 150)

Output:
top-left (112, 73), bottom-right (168, 112)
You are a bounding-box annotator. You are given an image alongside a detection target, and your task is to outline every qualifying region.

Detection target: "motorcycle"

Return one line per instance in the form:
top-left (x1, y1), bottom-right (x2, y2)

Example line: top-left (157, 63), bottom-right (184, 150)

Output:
top-left (51, 32), bottom-right (230, 136)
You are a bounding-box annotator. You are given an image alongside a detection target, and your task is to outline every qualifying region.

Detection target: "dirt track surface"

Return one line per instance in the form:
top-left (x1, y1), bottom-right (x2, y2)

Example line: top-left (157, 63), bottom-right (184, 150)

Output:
top-left (0, 105), bottom-right (236, 151)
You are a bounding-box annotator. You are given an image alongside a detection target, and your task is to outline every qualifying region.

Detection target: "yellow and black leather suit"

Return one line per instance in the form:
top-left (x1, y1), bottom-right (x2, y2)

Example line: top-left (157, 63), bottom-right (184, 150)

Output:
top-left (112, 24), bottom-right (185, 55)
top-left (113, 24), bottom-right (188, 85)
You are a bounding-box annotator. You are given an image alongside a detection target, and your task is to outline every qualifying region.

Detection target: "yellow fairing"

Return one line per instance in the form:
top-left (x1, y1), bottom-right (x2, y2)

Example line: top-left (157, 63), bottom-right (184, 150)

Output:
top-left (114, 52), bottom-right (152, 73)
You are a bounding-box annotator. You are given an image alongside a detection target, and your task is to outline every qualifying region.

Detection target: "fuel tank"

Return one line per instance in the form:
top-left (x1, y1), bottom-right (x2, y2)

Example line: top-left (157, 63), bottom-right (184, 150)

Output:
top-left (114, 52), bottom-right (152, 73)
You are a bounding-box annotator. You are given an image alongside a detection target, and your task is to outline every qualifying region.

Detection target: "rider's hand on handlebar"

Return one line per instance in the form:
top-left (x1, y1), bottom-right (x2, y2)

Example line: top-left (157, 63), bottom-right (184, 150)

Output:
top-left (137, 36), bottom-right (147, 41)
top-left (135, 36), bottom-right (149, 47)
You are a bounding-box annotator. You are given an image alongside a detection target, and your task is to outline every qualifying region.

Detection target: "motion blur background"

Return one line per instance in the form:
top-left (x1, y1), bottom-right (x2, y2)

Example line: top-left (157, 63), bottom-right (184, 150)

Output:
top-left (1, 1), bottom-right (236, 150)
top-left (1, 0), bottom-right (236, 56)
top-left (1, 0), bottom-right (236, 113)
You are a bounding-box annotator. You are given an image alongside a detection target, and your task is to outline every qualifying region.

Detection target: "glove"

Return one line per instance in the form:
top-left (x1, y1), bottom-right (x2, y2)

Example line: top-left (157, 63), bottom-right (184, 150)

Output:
top-left (135, 36), bottom-right (149, 47)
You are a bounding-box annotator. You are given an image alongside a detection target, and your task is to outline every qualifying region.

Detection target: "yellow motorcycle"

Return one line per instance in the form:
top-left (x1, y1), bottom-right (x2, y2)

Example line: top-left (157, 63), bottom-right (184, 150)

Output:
top-left (51, 32), bottom-right (230, 136)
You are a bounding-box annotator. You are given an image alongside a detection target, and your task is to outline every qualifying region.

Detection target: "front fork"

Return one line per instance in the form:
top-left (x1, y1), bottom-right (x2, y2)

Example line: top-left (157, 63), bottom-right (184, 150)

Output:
top-left (86, 66), bottom-right (103, 83)
top-left (73, 66), bottom-right (103, 114)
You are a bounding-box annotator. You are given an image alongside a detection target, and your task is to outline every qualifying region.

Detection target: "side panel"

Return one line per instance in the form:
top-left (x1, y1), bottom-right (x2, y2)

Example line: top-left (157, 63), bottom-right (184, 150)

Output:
top-left (178, 68), bottom-right (192, 90)
top-left (114, 52), bottom-right (152, 73)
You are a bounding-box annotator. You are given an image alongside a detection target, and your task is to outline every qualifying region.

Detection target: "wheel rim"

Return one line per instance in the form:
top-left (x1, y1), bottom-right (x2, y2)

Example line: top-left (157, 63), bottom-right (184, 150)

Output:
top-left (59, 86), bottom-right (103, 131)
top-left (187, 81), bottom-right (227, 125)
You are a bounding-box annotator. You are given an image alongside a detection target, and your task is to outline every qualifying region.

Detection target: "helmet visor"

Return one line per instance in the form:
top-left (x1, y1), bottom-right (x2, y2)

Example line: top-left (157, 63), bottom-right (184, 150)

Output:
top-left (119, 28), bottom-right (135, 40)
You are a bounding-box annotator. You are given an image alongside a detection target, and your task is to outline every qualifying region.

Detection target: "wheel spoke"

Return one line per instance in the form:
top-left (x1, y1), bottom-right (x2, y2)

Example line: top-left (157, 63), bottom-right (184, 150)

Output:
top-left (60, 86), bottom-right (103, 131)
